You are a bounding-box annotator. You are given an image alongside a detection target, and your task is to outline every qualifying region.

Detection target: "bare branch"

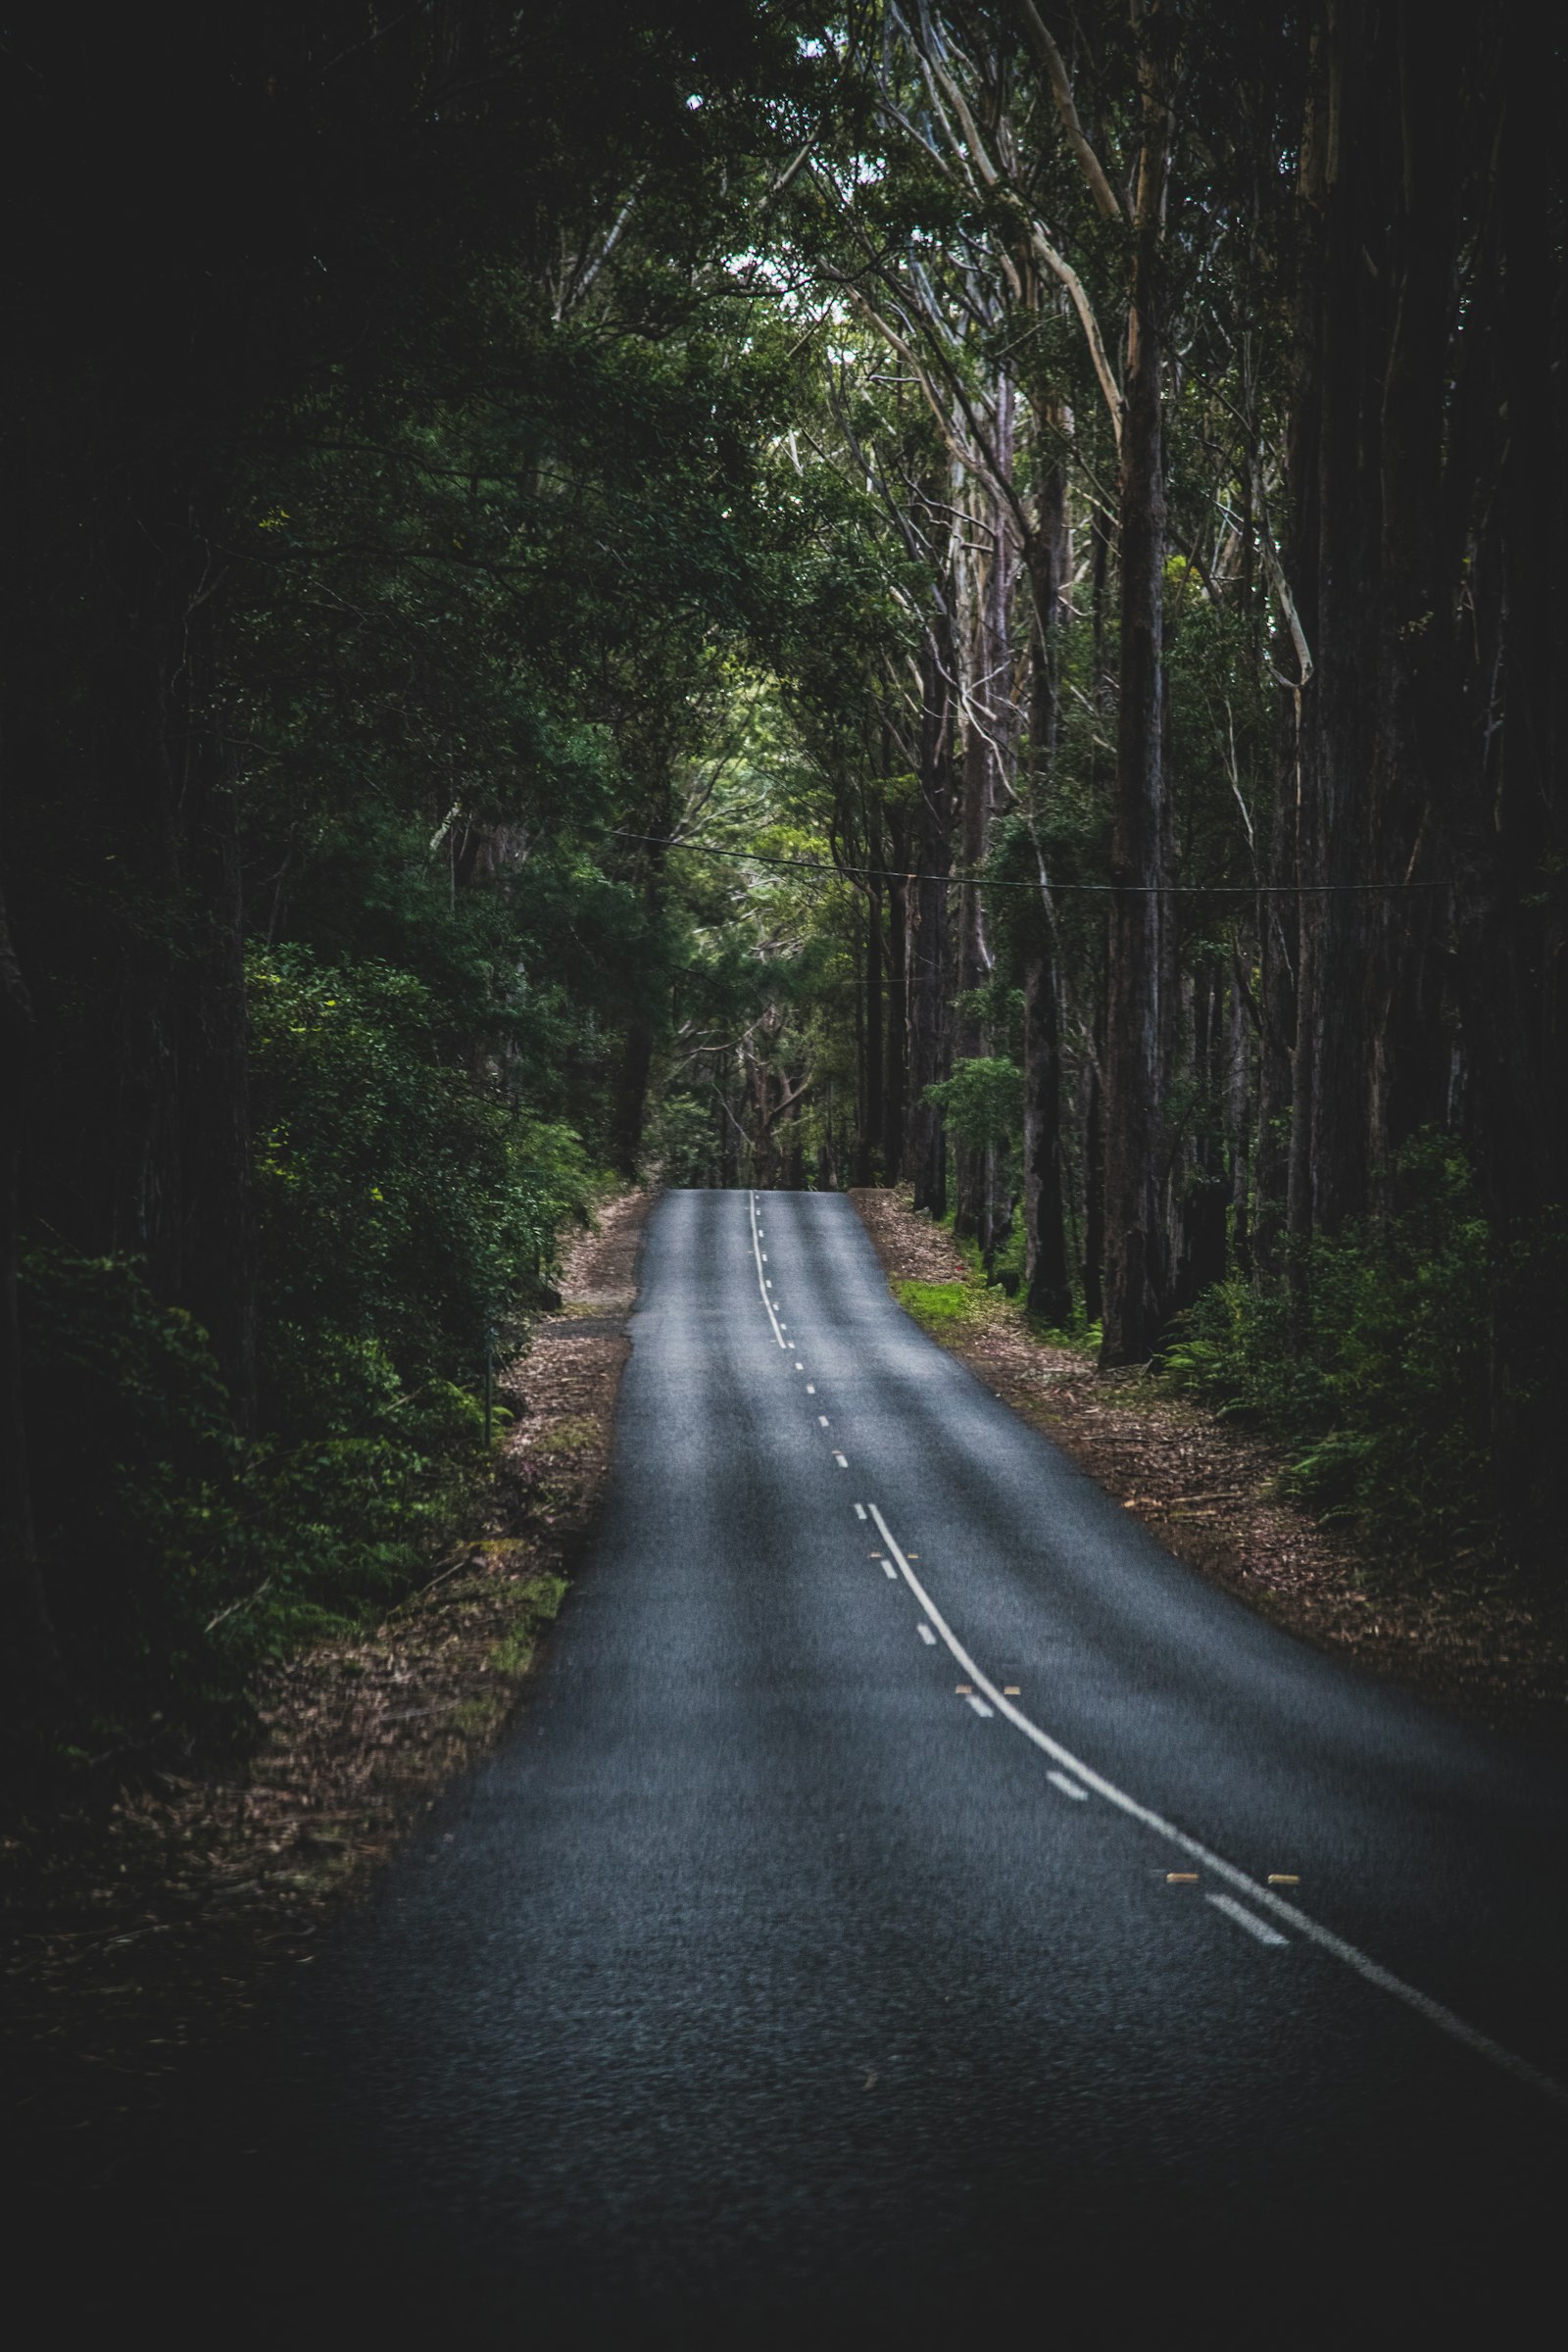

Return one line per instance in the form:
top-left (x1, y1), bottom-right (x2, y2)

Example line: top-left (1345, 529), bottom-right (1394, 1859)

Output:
top-left (1024, 221), bottom-right (1124, 453)
top-left (1012, 0), bottom-right (1124, 221)
top-left (1247, 452), bottom-right (1313, 688)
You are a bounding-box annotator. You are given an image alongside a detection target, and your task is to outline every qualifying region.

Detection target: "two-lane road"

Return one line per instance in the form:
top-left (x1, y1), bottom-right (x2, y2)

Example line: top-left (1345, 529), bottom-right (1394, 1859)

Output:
top-left (90, 1190), bottom-right (1568, 2344)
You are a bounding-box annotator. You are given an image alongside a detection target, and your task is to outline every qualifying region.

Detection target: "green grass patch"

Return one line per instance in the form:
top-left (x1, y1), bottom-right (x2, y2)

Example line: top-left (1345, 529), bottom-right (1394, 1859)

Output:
top-left (486, 1573), bottom-right (566, 1678)
top-left (533, 1416), bottom-right (601, 1456)
top-left (893, 1277), bottom-right (994, 1332)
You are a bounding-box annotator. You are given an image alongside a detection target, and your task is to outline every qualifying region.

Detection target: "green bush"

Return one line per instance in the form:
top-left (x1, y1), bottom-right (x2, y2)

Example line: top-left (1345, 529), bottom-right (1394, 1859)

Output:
top-left (19, 1245), bottom-right (250, 1740)
top-left (16, 952), bottom-right (604, 1759)
top-left (924, 1055), bottom-right (1024, 1151)
top-left (1164, 1139), bottom-right (1499, 1576)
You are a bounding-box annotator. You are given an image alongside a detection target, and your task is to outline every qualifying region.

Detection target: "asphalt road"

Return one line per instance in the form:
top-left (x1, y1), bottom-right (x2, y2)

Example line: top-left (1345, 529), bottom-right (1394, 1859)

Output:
top-left (84, 1190), bottom-right (1568, 2344)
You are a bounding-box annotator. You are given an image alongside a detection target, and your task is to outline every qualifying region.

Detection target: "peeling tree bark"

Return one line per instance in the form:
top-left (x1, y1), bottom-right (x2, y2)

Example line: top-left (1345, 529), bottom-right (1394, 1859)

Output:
top-left (1100, 26), bottom-right (1173, 1365)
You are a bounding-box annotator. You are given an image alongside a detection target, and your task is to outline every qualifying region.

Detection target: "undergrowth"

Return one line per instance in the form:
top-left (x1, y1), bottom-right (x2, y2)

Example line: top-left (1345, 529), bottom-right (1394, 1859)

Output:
top-left (18, 951), bottom-right (610, 1778)
top-left (1163, 1138), bottom-right (1566, 1587)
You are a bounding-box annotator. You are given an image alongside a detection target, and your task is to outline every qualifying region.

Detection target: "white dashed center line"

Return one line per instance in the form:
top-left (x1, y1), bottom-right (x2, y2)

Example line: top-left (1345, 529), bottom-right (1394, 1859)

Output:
top-left (1048, 1770), bottom-right (1090, 1801)
top-left (964, 1693), bottom-right (994, 1719)
top-left (818, 1414), bottom-right (829, 1427)
top-left (1207, 1893), bottom-right (1289, 1948)
top-left (747, 1193), bottom-right (787, 1351)
top-left (917, 1624), bottom-right (936, 1645)
top-left (832, 1450), bottom-right (848, 1469)
top-left (854, 1503), bottom-right (867, 1522)
top-left (864, 1499), bottom-right (1566, 2107)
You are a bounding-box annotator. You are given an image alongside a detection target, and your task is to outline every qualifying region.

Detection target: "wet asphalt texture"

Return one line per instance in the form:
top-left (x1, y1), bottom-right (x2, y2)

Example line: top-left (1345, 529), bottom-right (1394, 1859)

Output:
top-left (49, 1191), bottom-right (1568, 2346)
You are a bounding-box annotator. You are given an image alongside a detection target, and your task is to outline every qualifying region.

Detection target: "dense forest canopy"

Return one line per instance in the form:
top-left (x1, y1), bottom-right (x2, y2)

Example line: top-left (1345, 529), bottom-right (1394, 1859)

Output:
top-left (3, 1), bottom-right (1564, 1767)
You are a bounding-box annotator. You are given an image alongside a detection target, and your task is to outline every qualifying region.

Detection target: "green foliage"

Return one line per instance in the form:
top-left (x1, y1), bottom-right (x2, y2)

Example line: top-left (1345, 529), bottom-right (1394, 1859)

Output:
top-left (892, 1278), bottom-right (982, 1330)
top-left (238, 946), bottom-right (598, 1647)
top-left (19, 1248), bottom-right (252, 1742)
top-left (1163, 1141), bottom-right (1505, 1577)
top-left (250, 947), bottom-right (589, 1398)
top-left (647, 1094), bottom-right (723, 1187)
top-left (924, 1056), bottom-right (1024, 1151)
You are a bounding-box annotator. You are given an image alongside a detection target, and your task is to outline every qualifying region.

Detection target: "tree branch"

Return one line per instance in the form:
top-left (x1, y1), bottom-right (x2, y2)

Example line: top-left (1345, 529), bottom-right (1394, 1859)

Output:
top-left (1012, 0), bottom-right (1124, 221)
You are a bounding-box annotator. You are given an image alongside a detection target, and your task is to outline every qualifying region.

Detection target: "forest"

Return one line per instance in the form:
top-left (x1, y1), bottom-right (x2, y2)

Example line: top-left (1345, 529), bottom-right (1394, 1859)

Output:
top-left (3, 0), bottom-right (1564, 1774)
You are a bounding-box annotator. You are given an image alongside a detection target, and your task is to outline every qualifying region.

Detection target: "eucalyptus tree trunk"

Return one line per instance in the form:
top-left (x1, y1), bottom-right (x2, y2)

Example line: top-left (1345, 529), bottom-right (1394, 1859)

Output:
top-left (1022, 935), bottom-right (1072, 1322)
top-left (906, 623), bottom-right (956, 1215)
top-left (882, 811), bottom-right (909, 1185)
top-left (1082, 1048), bottom-right (1105, 1325)
top-left (858, 802), bottom-right (885, 1183)
top-left (1021, 440), bottom-right (1072, 1324)
top-left (1365, 3), bottom-right (1455, 1200)
top-left (1454, 4), bottom-right (1567, 1560)
top-left (1253, 36), bottom-right (1323, 1276)
top-left (1227, 964), bottom-right (1252, 1276)
top-left (1289, 0), bottom-right (1382, 1246)
top-left (953, 386), bottom-right (1016, 1244)
top-left (1100, 57), bottom-right (1173, 1365)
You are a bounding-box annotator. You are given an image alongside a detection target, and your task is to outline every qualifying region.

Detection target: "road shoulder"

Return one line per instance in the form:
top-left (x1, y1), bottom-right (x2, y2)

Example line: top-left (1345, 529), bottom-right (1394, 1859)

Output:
top-left (2, 1187), bottom-right (657, 2159)
top-left (850, 1186), bottom-right (1567, 1743)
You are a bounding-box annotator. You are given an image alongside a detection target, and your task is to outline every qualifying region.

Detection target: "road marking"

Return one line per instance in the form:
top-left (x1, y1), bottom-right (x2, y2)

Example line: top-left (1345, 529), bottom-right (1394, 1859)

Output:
top-left (760, 1252), bottom-right (767, 1262)
top-left (818, 1414), bottom-right (830, 1426)
top-left (1048, 1770), bottom-right (1090, 1800)
top-left (748, 1193), bottom-right (787, 1350)
top-left (806, 1383), bottom-right (815, 1394)
top-left (864, 1502), bottom-right (1568, 2109)
top-left (854, 1503), bottom-right (867, 1522)
top-left (1268, 1874), bottom-right (1300, 1886)
top-left (833, 1450), bottom-right (849, 1468)
top-left (795, 1361), bottom-right (805, 1371)
top-left (917, 1623), bottom-right (936, 1644)
top-left (1208, 1893), bottom-right (1289, 1948)
top-left (964, 1694), bottom-right (994, 1719)
top-left (883, 1561), bottom-right (897, 1579)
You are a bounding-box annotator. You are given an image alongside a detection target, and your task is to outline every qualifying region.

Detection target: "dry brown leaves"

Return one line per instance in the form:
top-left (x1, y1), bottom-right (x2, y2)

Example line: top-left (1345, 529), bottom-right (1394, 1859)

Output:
top-left (3, 1186), bottom-right (657, 2151)
top-left (850, 1188), bottom-right (1568, 1742)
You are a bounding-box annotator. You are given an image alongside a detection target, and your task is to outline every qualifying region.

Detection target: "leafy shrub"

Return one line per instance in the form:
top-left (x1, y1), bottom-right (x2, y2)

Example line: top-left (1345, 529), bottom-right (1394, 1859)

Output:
top-left (1164, 1139), bottom-right (1500, 1576)
top-left (924, 1055), bottom-right (1024, 1150)
top-left (249, 949), bottom-right (592, 1399)
top-left (19, 1246), bottom-right (252, 1742)
top-left (16, 954), bottom-right (604, 1759)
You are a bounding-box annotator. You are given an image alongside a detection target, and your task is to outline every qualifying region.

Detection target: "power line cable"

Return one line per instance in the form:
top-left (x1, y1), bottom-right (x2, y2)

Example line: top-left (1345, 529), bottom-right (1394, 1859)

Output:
top-left (609, 831), bottom-right (1451, 897)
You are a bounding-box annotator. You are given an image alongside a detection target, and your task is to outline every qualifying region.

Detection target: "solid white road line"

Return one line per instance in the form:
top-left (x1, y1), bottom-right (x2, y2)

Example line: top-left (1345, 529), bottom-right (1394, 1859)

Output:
top-left (1208, 1893), bottom-right (1289, 1949)
top-left (864, 1503), bottom-right (1567, 2109)
top-left (1048, 1770), bottom-right (1090, 1802)
top-left (917, 1625), bottom-right (937, 1645)
top-left (748, 1192), bottom-right (787, 1350)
